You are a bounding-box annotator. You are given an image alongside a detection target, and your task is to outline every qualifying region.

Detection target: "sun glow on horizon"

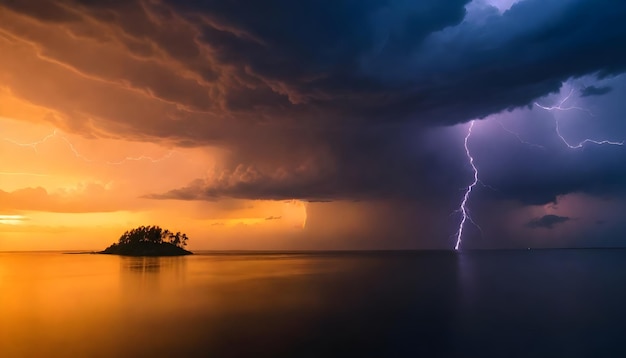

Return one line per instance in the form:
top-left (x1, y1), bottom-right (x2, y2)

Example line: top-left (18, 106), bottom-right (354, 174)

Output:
top-left (0, 215), bottom-right (27, 225)
top-left (0, 115), bottom-right (281, 250)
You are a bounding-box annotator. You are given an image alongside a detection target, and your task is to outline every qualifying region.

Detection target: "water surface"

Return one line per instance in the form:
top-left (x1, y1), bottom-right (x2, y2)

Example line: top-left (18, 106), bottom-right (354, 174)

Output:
top-left (1, 250), bottom-right (626, 357)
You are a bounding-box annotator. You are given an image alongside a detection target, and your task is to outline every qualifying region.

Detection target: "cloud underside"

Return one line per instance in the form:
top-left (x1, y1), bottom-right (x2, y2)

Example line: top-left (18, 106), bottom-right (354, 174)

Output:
top-left (526, 215), bottom-right (571, 229)
top-left (1, 0), bottom-right (626, 203)
top-left (580, 85), bottom-right (613, 97)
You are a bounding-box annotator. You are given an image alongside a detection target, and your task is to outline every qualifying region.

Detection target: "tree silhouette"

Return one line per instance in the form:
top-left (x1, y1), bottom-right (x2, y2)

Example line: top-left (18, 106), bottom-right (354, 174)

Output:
top-left (116, 225), bottom-right (189, 249)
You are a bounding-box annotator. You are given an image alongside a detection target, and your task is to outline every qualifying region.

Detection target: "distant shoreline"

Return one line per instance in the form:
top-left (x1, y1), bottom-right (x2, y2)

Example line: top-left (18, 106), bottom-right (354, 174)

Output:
top-left (99, 242), bottom-right (193, 256)
top-left (3, 247), bottom-right (626, 255)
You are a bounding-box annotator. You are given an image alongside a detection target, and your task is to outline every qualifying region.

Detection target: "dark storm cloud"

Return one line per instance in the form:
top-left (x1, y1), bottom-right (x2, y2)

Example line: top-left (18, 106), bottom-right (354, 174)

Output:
top-left (143, 0), bottom-right (626, 129)
top-left (526, 215), bottom-right (571, 229)
top-left (482, 142), bottom-right (626, 205)
top-left (150, 0), bottom-right (626, 202)
top-left (580, 85), bottom-right (613, 97)
top-left (149, 126), bottom-right (470, 202)
top-left (10, 0), bottom-right (625, 127)
top-left (467, 80), bottom-right (626, 206)
top-left (2, 0), bottom-right (626, 204)
top-left (1, 0), bottom-right (81, 22)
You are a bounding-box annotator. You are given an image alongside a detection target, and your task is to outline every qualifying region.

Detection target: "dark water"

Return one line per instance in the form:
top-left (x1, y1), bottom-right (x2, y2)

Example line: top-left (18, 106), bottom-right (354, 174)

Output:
top-left (1, 250), bottom-right (626, 357)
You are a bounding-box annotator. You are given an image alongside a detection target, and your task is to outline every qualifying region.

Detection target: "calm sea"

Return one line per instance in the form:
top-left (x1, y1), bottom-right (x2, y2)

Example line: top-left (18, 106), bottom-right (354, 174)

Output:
top-left (1, 249), bottom-right (626, 357)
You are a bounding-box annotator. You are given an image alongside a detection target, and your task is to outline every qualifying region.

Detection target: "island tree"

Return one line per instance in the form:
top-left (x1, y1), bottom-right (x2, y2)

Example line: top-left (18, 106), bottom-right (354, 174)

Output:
top-left (101, 225), bottom-right (192, 256)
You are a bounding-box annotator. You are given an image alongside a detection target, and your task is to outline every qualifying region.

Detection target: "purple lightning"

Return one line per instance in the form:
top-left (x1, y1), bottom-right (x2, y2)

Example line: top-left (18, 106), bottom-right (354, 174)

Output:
top-left (553, 120), bottom-right (624, 148)
top-left (534, 88), bottom-right (624, 148)
top-left (454, 120), bottom-right (479, 251)
top-left (533, 88), bottom-right (594, 116)
top-left (453, 86), bottom-right (624, 250)
top-left (496, 121), bottom-right (545, 149)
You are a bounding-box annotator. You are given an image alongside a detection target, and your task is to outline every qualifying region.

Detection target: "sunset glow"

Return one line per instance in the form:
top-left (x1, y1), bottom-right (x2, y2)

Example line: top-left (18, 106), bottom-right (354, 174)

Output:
top-left (1, 112), bottom-right (309, 250)
top-left (0, 215), bottom-right (27, 225)
top-left (2, 0), bottom-right (626, 251)
top-left (3, 2), bottom-right (626, 357)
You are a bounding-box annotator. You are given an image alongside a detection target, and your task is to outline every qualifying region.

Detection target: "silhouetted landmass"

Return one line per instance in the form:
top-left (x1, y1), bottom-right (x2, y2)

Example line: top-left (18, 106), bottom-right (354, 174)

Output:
top-left (99, 225), bottom-right (192, 256)
top-left (100, 242), bottom-right (192, 256)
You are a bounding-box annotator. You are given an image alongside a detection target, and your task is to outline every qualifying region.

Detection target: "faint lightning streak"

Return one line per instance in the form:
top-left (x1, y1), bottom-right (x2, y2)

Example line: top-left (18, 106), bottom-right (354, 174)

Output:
top-left (454, 120), bottom-right (479, 251)
top-left (2, 130), bottom-right (57, 152)
top-left (57, 135), bottom-right (96, 162)
top-left (496, 121), bottom-right (544, 149)
top-left (534, 89), bottom-right (624, 148)
top-left (105, 151), bottom-right (177, 165)
top-left (534, 88), bottom-right (594, 117)
top-left (553, 120), bottom-right (624, 148)
top-left (2, 130), bottom-right (178, 165)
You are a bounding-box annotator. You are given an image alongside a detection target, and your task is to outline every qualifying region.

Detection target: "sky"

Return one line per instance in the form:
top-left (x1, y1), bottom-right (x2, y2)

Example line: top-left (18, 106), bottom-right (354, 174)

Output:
top-left (1, 0), bottom-right (626, 251)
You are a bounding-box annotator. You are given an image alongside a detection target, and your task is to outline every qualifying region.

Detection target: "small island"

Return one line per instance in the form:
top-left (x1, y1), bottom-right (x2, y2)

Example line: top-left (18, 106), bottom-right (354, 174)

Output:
top-left (99, 225), bottom-right (192, 256)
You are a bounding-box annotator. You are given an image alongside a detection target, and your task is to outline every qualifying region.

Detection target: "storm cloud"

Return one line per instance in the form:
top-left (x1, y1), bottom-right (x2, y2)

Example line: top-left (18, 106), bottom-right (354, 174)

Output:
top-left (2, 0), bottom-right (626, 248)
top-left (526, 215), bottom-right (571, 229)
top-left (581, 85), bottom-right (613, 97)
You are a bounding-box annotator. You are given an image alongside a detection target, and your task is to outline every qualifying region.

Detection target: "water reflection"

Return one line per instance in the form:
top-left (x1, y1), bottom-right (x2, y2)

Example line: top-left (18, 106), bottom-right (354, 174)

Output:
top-left (122, 256), bottom-right (162, 273)
top-left (119, 256), bottom-right (188, 297)
top-left (3, 251), bottom-right (626, 357)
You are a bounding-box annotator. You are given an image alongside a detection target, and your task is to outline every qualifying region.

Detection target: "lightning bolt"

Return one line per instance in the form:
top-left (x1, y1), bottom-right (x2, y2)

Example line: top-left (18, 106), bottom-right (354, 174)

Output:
top-left (57, 134), bottom-right (96, 163)
top-left (2, 130), bottom-right (57, 152)
top-left (454, 86), bottom-right (624, 250)
top-left (534, 88), bottom-right (624, 148)
top-left (454, 120), bottom-right (479, 251)
top-left (2, 130), bottom-right (178, 165)
top-left (534, 88), bottom-right (594, 117)
top-left (496, 121), bottom-right (545, 149)
top-left (105, 151), bottom-right (176, 165)
top-left (553, 120), bottom-right (624, 148)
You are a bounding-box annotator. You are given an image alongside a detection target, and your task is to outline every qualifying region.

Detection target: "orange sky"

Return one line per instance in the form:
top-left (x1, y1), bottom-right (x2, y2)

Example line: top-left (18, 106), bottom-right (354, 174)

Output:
top-left (1, 114), bottom-right (313, 250)
top-left (0, 3), bottom-right (314, 251)
top-left (0, 1), bottom-right (455, 251)
top-left (4, 1), bottom-right (613, 251)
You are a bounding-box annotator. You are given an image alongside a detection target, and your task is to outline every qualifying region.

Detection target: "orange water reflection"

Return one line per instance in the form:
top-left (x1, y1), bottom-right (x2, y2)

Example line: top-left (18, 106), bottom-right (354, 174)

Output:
top-left (0, 252), bottom-right (369, 357)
